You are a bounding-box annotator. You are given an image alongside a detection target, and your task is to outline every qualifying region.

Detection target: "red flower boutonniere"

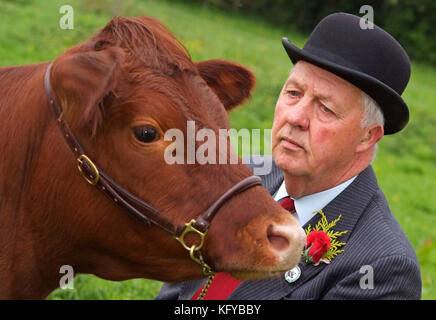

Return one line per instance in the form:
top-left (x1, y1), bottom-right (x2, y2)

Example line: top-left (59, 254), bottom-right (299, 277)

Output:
top-left (303, 210), bottom-right (348, 266)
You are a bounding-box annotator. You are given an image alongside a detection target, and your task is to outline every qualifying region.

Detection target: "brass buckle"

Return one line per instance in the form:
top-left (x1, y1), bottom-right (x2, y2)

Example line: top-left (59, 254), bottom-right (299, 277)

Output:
top-left (175, 219), bottom-right (214, 276)
top-left (77, 154), bottom-right (100, 186)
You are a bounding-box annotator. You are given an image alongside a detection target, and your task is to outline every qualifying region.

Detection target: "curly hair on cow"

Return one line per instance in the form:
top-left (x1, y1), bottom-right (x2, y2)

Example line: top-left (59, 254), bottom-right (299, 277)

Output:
top-left (93, 16), bottom-right (195, 75)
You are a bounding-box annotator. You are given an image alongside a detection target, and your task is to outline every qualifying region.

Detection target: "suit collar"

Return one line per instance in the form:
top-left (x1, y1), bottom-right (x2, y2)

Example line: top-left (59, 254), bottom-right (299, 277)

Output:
top-left (229, 165), bottom-right (379, 300)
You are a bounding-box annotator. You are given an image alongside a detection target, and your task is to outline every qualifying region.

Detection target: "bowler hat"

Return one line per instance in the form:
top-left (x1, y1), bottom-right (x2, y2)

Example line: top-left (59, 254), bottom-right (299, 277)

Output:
top-left (282, 12), bottom-right (411, 134)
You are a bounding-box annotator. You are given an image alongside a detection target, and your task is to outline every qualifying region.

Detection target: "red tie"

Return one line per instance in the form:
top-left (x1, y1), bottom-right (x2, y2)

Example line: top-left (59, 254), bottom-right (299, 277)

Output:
top-left (191, 196), bottom-right (297, 300)
top-left (279, 196), bottom-right (296, 214)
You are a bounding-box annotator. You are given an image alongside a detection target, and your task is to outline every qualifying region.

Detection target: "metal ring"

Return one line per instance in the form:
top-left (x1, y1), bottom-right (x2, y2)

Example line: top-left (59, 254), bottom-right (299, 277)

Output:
top-left (175, 219), bottom-right (206, 252)
top-left (189, 246), bottom-right (214, 276)
top-left (175, 219), bottom-right (214, 276)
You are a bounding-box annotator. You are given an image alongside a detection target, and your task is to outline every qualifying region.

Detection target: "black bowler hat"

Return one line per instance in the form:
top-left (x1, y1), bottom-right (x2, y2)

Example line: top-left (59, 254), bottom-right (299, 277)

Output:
top-left (282, 12), bottom-right (411, 134)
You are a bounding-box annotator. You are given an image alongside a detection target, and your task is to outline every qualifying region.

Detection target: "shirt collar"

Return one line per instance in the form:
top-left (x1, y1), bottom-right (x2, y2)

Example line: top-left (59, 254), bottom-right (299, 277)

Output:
top-left (274, 176), bottom-right (357, 226)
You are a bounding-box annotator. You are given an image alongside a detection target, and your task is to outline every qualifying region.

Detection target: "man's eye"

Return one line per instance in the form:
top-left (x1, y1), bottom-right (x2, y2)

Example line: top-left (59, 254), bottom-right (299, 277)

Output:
top-left (320, 105), bottom-right (332, 113)
top-left (288, 90), bottom-right (299, 97)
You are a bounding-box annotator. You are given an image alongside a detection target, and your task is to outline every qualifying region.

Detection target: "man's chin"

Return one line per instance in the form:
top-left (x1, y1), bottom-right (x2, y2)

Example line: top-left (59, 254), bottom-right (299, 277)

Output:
top-left (273, 151), bottom-right (307, 177)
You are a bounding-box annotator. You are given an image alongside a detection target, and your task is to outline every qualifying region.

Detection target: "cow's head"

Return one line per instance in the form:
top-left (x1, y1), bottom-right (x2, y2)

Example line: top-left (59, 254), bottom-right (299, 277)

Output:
top-left (46, 16), bottom-right (305, 282)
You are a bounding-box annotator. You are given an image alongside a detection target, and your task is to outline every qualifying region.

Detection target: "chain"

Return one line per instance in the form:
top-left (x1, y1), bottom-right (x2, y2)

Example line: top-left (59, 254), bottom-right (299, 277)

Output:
top-left (174, 219), bottom-right (216, 300)
top-left (197, 273), bottom-right (216, 300)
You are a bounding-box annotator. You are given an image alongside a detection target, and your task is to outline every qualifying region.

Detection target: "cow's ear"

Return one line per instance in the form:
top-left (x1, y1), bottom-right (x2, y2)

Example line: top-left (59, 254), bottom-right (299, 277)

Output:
top-left (195, 60), bottom-right (256, 111)
top-left (49, 39), bottom-right (125, 136)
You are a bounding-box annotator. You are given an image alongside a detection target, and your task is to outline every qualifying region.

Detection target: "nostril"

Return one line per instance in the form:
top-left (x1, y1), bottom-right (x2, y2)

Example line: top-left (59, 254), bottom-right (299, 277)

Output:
top-left (268, 235), bottom-right (289, 251)
top-left (267, 224), bottom-right (290, 251)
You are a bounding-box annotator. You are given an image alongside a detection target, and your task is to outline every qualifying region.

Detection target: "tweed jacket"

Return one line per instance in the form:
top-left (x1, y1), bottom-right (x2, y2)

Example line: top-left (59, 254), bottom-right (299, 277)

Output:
top-left (156, 155), bottom-right (421, 300)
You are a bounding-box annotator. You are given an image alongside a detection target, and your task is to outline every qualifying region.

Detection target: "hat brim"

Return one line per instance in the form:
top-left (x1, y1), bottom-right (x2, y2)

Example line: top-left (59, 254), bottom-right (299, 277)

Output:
top-left (282, 37), bottom-right (409, 135)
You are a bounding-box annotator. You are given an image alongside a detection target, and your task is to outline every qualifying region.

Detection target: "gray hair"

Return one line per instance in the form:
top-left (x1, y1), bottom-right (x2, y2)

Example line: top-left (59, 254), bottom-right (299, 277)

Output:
top-left (360, 91), bottom-right (384, 162)
top-left (360, 91), bottom-right (385, 128)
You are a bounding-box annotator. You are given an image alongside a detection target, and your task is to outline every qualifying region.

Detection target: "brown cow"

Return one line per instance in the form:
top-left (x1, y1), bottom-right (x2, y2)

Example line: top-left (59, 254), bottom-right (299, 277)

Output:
top-left (0, 16), bottom-right (305, 299)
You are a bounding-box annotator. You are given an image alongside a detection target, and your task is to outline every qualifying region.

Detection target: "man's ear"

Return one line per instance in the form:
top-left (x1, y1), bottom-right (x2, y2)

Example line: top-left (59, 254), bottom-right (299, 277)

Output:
top-left (356, 124), bottom-right (384, 153)
top-left (195, 59), bottom-right (256, 111)
top-left (50, 40), bottom-right (125, 135)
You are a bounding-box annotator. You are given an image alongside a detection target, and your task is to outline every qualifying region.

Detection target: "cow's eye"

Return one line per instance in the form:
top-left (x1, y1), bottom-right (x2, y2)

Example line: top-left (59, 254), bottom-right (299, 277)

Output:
top-left (133, 126), bottom-right (159, 143)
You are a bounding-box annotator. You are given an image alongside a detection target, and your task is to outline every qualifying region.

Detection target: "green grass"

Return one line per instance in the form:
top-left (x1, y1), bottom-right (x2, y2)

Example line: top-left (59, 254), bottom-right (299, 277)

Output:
top-left (49, 274), bottom-right (162, 300)
top-left (1, 0), bottom-right (435, 299)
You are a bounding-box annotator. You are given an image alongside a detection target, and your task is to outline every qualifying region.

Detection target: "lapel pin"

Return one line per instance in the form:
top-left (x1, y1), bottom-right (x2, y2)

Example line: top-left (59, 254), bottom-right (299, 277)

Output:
top-left (285, 265), bottom-right (301, 283)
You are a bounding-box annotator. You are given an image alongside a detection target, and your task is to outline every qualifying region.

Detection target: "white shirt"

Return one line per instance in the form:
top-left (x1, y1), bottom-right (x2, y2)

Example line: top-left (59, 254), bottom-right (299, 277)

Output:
top-left (273, 176), bottom-right (357, 226)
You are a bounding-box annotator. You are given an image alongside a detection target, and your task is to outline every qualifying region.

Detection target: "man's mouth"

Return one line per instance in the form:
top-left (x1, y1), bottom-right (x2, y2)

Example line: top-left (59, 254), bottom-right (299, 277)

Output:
top-left (280, 137), bottom-right (303, 151)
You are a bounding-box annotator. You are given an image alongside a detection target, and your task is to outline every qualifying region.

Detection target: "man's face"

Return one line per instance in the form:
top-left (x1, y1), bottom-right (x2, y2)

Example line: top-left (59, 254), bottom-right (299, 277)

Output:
top-left (271, 61), bottom-right (366, 184)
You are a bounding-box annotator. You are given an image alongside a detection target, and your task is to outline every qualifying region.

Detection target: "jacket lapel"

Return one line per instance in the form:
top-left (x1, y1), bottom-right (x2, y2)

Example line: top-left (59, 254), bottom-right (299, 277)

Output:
top-left (229, 165), bottom-right (379, 300)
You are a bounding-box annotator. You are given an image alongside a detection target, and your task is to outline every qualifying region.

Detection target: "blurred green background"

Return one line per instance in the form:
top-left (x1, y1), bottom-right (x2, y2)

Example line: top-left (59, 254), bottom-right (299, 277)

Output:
top-left (1, 0), bottom-right (434, 299)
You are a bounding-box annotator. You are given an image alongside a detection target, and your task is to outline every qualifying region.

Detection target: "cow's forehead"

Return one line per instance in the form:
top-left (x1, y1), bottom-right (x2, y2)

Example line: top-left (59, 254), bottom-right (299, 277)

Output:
top-left (108, 68), bottom-right (230, 131)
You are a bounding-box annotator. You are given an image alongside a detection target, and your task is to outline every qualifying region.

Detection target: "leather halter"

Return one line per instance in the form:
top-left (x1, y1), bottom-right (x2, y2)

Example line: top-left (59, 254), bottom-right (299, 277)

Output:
top-left (43, 64), bottom-right (262, 275)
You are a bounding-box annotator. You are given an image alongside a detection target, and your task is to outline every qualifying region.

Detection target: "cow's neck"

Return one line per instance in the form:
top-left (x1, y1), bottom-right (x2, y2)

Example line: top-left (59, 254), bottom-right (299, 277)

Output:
top-left (0, 235), bottom-right (64, 299)
top-left (0, 63), bottom-right (72, 299)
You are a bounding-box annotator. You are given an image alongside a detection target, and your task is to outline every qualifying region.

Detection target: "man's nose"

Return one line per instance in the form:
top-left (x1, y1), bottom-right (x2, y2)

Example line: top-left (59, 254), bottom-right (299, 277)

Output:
top-left (285, 98), bottom-right (310, 130)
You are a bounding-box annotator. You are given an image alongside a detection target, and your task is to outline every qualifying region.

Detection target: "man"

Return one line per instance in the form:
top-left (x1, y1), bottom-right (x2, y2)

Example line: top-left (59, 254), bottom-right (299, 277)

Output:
top-left (156, 12), bottom-right (421, 300)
